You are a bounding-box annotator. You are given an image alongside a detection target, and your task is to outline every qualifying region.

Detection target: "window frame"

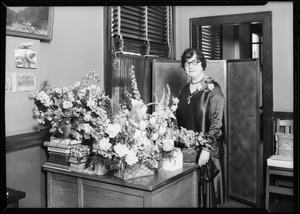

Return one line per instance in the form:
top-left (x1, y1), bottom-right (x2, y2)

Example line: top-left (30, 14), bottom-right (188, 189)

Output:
top-left (104, 6), bottom-right (175, 98)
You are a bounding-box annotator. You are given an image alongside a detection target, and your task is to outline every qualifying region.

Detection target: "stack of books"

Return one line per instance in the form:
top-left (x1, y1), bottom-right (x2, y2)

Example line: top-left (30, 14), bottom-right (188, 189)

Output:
top-left (43, 137), bottom-right (82, 171)
top-left (69, 144), bottom-right (90, 172)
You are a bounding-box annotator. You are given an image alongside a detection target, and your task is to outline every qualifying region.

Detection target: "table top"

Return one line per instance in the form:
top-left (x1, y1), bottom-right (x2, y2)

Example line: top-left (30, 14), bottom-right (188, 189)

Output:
top-left (43, 163), bottom-right (199, 191)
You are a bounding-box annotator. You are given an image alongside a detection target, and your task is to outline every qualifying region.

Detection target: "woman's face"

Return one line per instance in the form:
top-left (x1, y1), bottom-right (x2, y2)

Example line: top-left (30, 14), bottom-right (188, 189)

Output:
top-left (184, 54), bottom-right (203, 80)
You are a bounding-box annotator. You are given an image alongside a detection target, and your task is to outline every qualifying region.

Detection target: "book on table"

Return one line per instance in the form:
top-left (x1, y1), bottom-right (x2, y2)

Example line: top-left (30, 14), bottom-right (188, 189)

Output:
top-left (69, 156), bottom-right (88, 164)
top-left (48, 151), bottom-right (69, 161)
top-left (44, 161), bottom-right (71, 171)
top-left (47, 147), bottom-right (70, 154)
top-left (44, 138), bottom-right (82, 149)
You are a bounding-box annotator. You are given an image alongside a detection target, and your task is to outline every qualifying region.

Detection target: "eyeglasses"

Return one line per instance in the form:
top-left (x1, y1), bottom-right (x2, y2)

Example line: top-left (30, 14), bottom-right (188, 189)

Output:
top-left (184, 60), bottom-right (201, 67)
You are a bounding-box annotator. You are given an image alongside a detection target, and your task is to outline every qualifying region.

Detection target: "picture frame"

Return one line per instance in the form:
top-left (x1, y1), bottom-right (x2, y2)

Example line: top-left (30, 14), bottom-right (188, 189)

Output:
top-left (6, 7), bottom-right (54, 41)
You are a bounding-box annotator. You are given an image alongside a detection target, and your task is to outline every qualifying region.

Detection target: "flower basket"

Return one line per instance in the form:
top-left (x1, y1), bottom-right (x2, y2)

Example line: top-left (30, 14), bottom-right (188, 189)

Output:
top-left (182, 147), bottom-right (197, 163)
top-left (94, 161), bottom-right (107, 175)
top-left (114, 162), bottom-right (155, 180)
top-left (162, 148), bottom-right (183, 171)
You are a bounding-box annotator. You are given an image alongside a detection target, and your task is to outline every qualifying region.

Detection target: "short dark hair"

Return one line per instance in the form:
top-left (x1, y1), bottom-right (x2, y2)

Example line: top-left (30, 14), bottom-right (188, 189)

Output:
top-left (180, 48), bottom-right (207, 70)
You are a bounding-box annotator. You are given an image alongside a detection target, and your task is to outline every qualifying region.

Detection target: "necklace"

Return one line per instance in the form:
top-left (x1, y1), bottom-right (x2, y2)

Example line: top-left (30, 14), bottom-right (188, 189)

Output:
top-left (190, 79), bottom-right (202, 85)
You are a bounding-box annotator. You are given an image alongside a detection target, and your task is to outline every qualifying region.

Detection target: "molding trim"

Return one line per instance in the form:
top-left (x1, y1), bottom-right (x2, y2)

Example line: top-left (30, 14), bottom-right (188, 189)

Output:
top-left (272, 111), bottom-right (293, 120)
top-left (6, 129), bottom-right (49, 153)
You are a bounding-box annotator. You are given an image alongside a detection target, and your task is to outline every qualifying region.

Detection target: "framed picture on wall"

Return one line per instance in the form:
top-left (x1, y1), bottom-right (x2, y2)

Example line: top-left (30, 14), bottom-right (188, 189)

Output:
top-left (6, 7), bottom-right (54, 41)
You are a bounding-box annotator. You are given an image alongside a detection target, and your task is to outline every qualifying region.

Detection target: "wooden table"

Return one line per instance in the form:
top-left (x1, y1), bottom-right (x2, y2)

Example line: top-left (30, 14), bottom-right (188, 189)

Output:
top-left (43, 164), bottom-right (199, 208)
top-left (6, 188), bottom-right (26, 208)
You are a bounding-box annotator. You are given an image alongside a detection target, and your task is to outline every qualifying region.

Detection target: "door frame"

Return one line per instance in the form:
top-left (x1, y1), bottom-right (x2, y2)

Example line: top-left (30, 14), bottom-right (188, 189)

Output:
top-left (190, 11), bottom-right (273, 207)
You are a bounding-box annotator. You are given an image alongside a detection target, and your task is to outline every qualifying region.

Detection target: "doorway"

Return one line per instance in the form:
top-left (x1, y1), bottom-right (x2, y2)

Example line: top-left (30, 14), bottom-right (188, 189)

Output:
top-left (190, 11), bottom-right (273, 207)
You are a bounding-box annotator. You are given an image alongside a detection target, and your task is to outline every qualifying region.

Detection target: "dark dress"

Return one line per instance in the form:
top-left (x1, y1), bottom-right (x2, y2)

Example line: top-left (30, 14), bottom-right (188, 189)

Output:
top-left (176, 78), bottom-right (226, 208)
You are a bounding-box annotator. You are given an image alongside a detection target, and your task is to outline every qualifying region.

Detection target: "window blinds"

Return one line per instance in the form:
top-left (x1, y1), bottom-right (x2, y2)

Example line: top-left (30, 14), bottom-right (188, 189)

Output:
top-left (111, 6), bottom-right (172, 58)
top-left (201, 25), bottom-right (222, 60)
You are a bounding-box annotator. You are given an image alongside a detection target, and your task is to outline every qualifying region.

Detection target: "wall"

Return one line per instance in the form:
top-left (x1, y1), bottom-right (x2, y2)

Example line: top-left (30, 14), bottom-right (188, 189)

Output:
top-left (175, 2), bottom-right (294, 112)
top-left (5, 6), bottom-right (104, 137)
top-left (5, 6), bottom-right (104, 207)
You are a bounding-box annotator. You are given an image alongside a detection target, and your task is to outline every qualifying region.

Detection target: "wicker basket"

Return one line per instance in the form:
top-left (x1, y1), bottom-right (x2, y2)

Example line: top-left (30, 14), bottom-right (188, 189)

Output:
top-left (182, 147), bottom-right (197, 163)
top-left (114, 163), bottom-right (155, 180)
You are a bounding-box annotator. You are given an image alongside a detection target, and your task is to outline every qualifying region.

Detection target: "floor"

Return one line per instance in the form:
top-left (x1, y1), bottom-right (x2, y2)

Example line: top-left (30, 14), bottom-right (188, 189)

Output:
top-left (218, 195), bottom-right (294, 213)
top-left (268, 194), bottom-right (294, 213)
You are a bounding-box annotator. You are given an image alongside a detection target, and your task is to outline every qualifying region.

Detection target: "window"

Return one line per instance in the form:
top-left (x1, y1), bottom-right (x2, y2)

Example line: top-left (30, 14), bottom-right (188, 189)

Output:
top-left (111, 6), bottom-right (173, 58)
top-left (200, 25), bottom-right (222, 60)
top-left (251, 23), bottom-right (263, 68)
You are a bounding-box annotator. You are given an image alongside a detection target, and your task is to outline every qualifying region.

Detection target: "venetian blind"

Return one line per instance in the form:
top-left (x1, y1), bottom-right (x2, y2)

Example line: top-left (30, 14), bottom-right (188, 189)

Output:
top-left (201, 25), bottom-right (222, 60)
top-left (111, 6), bottom-right (172, 58)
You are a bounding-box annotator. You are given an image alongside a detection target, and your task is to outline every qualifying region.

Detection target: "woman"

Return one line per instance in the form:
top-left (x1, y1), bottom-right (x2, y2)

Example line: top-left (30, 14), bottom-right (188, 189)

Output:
top-left (176, 48), bottom-right (225, 208)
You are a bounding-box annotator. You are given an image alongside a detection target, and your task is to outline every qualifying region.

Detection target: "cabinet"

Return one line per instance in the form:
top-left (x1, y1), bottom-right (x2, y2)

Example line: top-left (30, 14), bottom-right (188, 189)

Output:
top-left (44, 164), bottom-right (199, 208)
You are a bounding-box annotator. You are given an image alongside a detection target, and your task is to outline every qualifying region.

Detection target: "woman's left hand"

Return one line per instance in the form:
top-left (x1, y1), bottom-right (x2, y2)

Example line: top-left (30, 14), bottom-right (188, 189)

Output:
top-left (198, 149), bottom-right (210, 167)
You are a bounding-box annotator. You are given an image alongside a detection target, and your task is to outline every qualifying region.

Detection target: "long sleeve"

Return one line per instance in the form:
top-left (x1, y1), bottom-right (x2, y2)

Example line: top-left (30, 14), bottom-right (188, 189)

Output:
top-left (208, 83), bottom-right (225, 140)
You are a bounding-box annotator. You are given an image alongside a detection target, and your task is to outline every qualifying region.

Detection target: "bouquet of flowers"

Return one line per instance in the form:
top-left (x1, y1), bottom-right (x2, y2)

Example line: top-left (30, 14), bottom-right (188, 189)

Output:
top-left (31, 71), bottom-right (111, 143)
top-left (91, 65), bottom-right (180, 179)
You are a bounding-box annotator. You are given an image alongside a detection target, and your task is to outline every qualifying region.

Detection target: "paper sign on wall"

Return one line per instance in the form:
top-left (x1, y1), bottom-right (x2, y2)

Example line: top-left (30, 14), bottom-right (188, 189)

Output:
top-left (16, 72), bottom-right (36, 91)
top-left (15, 41), bottom-right (37, 69)
top-left (5, 72), bottom-right (17, 92)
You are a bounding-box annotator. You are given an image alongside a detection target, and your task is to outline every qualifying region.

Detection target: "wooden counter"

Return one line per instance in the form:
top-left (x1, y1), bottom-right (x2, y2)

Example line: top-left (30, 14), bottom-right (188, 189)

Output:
top-left (43, 164), bottom-right (199, 208)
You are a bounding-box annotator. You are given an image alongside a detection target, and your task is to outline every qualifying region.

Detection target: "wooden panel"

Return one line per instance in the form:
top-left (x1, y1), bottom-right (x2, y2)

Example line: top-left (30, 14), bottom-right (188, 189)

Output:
top-left (50, 178), bottom-right (78, 207)
top-left (205, 60), bottom-right (227, 96)
top-left (269, 186), bottom-right (293, 196)
top-left (45, 165), bottom-right (199, 207)
top-left (227, 59), bottom-right (260, 205)
top-left (82, 185), bottom-right (144, 207)
top-left (110, 53), bottom-right (152, 106)
top-left (6, 129), bottom-right (49, 153)
top-left (152, 172), bottom-right (198, 207)
top-left (152, 59), bottom-right (188, 105)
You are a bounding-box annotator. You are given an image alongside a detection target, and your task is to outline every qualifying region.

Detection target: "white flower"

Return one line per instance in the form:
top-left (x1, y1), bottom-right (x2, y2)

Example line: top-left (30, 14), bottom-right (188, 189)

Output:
top-left (149, 116), bottom-right (157, 126)
top-left (62, 87), bottom-right (69, 93)
top-left (172, 97), bottom-right (179, 105)
top-left (170, 105), bottom-right (178, 112)
top-left (67, 92), bottom-right (75, 102)
top-left (158, 124), bottom-right (167, 136)
top-left (73, 81), bottom-right (81, 88)
top-left (131, 99), bottom-right (147, 116)
top-left (114, 143), bottom-right (130, 157)
top-left (82, 123), bottom-right (93, 134)
top-left (208, 83), bottom-right (214, 90)
top-left (36, 91), bottom-right (51, 107)
top-left (125, 150), bottom-right (139, 166)
top-left (98, 138), bottom-right (112, 151)
top-left (133, 129), bottom-right (147, 140)
top-left (162, 139), bottom-right (175, 152)
top-left (87, 99), bottom-right (96, 108)
top-left (139, 120), bottom-right (148, 131)
top-left (106, 123), bottom-right (121, 138)
top-left (83, 113), bottom-right (92, 121)
top-left (63, 100), bottom-right (73, 109)
top-left (151, 132), bottom-right (159, 141)
top-left (53, 88), bottom-right (62, 96)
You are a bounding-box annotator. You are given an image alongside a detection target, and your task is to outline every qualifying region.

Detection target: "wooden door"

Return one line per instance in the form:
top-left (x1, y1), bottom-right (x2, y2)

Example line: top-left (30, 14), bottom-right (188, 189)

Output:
top-left (226, 59), bottom-right (261, 206)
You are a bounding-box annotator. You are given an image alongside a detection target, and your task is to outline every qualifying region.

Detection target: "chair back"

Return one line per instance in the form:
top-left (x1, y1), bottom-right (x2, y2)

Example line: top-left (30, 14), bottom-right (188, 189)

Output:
top-left (276, 119), bottom-right (293, 134)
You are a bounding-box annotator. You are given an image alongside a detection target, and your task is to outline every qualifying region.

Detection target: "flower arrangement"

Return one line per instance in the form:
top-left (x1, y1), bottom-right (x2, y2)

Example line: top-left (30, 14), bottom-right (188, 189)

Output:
top-left (31, 71), bottom-right (111, 143)
top-left (91, 65), bottom-right (180, 179)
